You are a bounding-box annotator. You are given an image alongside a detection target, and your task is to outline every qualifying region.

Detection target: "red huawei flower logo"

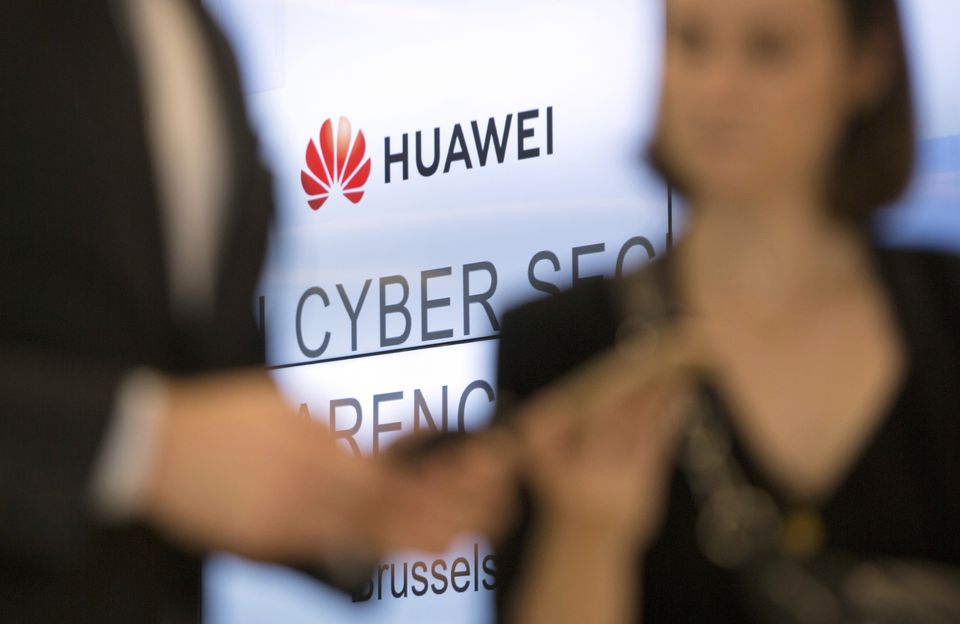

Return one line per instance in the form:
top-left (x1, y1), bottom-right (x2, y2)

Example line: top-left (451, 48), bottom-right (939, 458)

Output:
top-left (301, 117), bottom-right (372, 210)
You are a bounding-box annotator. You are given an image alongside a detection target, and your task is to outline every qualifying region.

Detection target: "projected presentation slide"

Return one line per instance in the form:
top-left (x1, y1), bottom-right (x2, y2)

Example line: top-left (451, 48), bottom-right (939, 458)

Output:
top-left (201, 1), bottom-right (959, 622)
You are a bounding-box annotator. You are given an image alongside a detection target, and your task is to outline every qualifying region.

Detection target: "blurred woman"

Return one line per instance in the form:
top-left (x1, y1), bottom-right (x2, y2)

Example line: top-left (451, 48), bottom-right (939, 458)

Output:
top-left (492, 0), bottom-right (960, 621)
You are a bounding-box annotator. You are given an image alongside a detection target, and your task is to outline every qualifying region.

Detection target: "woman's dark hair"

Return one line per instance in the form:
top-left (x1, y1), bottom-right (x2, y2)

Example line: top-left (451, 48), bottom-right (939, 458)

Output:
top-left (649, 0), bottom-right (916, 227)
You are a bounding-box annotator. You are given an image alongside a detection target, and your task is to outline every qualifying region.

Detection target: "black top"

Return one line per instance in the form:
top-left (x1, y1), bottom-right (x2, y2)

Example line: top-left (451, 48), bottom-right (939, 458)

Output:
top-left (492, 243), bottom-right (960, 623)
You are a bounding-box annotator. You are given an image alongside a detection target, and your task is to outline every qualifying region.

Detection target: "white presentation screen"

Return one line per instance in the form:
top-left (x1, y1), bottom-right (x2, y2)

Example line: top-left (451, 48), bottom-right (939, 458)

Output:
top-left (201, 1), bottom-right (959, 623)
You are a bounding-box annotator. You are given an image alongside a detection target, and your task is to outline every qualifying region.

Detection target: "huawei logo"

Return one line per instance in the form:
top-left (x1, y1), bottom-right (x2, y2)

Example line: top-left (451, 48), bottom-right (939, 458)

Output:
top-left (301, 117), bottom-right (372, 210)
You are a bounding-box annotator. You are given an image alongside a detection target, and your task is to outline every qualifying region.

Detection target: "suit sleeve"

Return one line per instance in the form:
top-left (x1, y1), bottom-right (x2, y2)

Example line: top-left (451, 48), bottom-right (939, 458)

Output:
top-left (0, 343), bottom-right (130, 566)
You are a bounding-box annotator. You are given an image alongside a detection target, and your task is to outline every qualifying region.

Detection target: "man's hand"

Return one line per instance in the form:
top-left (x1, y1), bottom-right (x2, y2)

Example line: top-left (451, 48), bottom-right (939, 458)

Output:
top-left (140, 370), bottom-right (378, 563)
top-left (138, 370), bottom-right (515, 565)
top-left (374, 433), bottom-right (519, 553)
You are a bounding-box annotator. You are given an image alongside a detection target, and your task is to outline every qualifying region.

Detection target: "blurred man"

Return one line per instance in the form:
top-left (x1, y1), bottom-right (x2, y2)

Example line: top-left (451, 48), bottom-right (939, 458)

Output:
top-left (0, 2), bottom-right (507, 622)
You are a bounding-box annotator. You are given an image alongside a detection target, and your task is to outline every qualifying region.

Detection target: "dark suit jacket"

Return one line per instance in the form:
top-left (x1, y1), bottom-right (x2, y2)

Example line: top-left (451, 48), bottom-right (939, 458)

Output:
top-left (1, 2), bottom-right (273, 621)
top-left (492, 244), bottom-right (960, 622)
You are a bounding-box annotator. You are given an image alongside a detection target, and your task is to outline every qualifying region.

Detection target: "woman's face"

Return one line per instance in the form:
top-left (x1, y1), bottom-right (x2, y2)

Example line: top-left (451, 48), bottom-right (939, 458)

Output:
top-left (658, 0), bottom-right (885, 204)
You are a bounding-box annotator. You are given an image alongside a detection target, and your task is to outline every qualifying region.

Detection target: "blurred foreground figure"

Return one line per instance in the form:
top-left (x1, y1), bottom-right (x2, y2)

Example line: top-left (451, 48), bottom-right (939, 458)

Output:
top-left (491, 0), bottom-right (960, 622)
top-left (0, 2), bottom-right (509, 622)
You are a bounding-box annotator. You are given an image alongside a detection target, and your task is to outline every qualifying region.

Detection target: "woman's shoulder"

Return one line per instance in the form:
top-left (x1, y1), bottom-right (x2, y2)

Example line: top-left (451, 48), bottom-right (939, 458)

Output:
top-left (495, 258), bottom-right (669, 408)
top-left (500, 278), bottom-right (617, 343)
top-left (496, 277), bottom-right (620, 405)
top-left (876, 245), bottom-right (960, 335)
top-left (878, 247), bottom-right (960, 552)
top-left (878, 245), bottom-right (960, 279)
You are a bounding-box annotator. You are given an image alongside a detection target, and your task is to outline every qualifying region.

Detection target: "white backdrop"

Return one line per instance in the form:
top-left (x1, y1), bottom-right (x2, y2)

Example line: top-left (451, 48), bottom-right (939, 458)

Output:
top-left (204, 1), bottom-right (666, 622)
top-left (201, 1), bottom-right (960, 622)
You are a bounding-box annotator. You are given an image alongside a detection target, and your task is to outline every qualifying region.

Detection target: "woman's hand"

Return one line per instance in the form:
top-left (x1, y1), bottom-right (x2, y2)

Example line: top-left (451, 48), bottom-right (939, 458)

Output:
top-left (507, 336), bottom-right (697, 624)
top-left (519, 335), bottom-right (696, 552)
